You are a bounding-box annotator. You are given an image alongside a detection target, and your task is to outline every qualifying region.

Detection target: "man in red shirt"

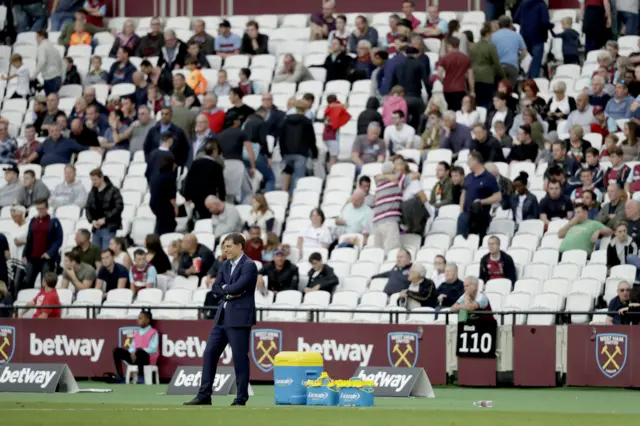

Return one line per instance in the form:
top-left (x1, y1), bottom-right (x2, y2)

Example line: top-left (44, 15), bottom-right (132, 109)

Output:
top-left (21, 272), bottom-right (61, 318)
top-left (244, 226), bottom-right (264, 262)
top-left (202, 93), bottom-right (225, 134)
top-left (437, 37), bottom-right (474, 112)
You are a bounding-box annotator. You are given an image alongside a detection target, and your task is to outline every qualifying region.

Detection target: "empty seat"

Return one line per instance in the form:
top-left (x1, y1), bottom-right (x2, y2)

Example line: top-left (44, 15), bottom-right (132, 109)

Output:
top-left (609, 265), bottom-right (636, 283)
top-left (566, 292), bottom-right (594, 323)
top-left (352, 305), bottom-right (381, 323)
top-left (360, 291), bottom-right (388, 308)
top-left (561, 249), bottom-right (587, 266)
top-left (274, 289), bottom-right (303, 306)
top-left (513, 278), bottom-right (542, 296)
top-left (485, 278), bottom-right (512, 296)
top-left (341, 276), bottom-right (368, 295)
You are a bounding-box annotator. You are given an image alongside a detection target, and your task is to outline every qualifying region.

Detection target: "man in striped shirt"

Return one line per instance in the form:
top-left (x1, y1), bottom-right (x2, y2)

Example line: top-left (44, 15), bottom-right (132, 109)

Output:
top-left (372, 161), bottom-right (405, 253)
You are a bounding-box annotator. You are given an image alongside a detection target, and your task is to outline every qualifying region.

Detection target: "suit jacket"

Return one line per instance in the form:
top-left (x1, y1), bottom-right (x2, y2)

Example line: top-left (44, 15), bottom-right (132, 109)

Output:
top-left (212, 254), bottom-right (258, 327)
top-left (394, 56), bottom-right (431, 98)
top-left (145, 148), bottom-right (175, 183)
top-left (143, 123), bottom-right (190, 168)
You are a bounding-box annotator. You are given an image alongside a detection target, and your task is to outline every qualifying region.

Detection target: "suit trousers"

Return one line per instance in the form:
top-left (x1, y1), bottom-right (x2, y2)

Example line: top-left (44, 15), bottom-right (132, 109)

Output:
top-left (197, 310), bottom-right (251, 402)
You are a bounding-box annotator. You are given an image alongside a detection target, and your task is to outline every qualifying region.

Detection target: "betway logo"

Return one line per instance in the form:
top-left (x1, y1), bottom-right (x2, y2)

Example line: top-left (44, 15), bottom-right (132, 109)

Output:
top-left (0, 366), bottom-right (56, 389)
top-left (357, 371), bottom-right (412, 392)
top-left (30, 334), bottom-right (104, 362)
top-left (173, 370), bottom-right (230, 392)
top-left (297, 338), bottom-right (373, 366)
top-left (162, 335), bottom-right (232, 364)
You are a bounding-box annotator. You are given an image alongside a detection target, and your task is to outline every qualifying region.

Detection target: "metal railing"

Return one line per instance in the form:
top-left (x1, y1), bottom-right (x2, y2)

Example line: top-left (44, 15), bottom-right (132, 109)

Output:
top-left (10, 304), bottom-right (622, 324)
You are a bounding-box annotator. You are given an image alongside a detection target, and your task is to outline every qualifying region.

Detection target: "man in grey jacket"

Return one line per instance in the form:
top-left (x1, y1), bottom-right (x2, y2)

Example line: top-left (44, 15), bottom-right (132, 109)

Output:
top-left (204, 196), bottom-right (244, 238)
top-left (49, 164), bottom-right (87, 209)
top-left (17, 170), bottom-right (50, 208)
top-left (0, 165), bottom-right (23, 207)
top-left (35, 30), bottom-right (64, 95)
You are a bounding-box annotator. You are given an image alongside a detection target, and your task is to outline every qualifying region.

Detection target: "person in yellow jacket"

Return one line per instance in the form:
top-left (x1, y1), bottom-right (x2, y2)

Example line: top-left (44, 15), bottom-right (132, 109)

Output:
top-left (69, 20), bottom-right (92, 46)
top-left (185, 58), bottom-right (207, 96)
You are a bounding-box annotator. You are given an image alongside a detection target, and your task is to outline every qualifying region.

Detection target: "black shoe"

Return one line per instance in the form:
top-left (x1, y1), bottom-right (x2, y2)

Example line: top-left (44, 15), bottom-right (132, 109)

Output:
top-left (230, 400), bottom-right (246, 406)
top-left (183, 397), bottom-right (212, 406)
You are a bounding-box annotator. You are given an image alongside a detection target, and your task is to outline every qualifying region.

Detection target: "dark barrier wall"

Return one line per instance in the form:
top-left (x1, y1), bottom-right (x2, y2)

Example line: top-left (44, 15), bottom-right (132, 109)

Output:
top-left (1, 320), bottom-right (638, 386)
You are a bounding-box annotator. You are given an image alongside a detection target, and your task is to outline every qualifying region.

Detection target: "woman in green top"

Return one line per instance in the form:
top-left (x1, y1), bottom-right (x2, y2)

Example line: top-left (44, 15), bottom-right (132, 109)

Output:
top-left (469, 22), bottom-right (504, 110)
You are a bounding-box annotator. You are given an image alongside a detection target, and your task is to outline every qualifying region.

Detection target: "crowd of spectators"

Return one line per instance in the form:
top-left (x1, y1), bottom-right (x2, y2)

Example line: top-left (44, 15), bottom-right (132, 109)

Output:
top-left (1, 0), bottom-right (640, 320)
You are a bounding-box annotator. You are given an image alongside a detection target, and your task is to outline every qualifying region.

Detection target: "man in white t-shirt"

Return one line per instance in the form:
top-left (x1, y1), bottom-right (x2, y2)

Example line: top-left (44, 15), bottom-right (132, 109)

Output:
top-left (384, 110), bottom-right (416, 155)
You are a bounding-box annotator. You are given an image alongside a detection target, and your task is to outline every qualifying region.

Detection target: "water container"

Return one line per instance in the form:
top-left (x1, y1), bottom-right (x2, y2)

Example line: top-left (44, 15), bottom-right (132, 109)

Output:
top-left (273, 351), bottom-right (324, 405)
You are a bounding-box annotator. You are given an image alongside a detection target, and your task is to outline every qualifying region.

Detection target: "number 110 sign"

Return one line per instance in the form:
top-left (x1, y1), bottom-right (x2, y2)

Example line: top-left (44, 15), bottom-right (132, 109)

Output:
top-left (456, 321), bottom-right (497, 359)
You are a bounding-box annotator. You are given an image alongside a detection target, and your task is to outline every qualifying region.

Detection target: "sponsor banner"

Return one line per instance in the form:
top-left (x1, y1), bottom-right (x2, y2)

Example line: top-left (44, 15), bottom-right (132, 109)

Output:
top-left (167, 366), bottom-right (237, 396)
top-left (353, 367), bottom-right (435, 398)
top-left (0, 363), bottom-right (78, 393)
top-left (0, 320), bottom-right (447, 383)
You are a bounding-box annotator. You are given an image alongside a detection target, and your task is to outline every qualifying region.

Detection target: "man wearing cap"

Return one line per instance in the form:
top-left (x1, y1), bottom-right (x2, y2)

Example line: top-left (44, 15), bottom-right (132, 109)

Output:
top-left (0, 165), bottom-right (23, 207)
top-left (256, 248), bottom-right (299, 294)
top-left (215, 20), bottom-right (241, 58)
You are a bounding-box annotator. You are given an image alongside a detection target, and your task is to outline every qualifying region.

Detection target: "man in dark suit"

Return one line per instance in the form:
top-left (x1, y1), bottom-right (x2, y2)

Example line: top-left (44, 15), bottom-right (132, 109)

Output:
top-left (394, 46), bottom-right (431, 129)
top-left (145, 132), bottom-right (175, 184)
top-left (184, 233), bottom-right (257, 406)
top-left (143, 107), bottom-right (190, 168)
top-left (261, 93), bottom-right (285, 139)
top-left (182, 140), bottom-right (226, 219)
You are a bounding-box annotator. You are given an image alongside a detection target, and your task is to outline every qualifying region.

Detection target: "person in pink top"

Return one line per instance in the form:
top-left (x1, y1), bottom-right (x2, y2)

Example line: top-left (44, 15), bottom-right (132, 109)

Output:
top-left (382, 85), bottom-right (409, 126)
top-left (113, 309), bottom-right (159, 383)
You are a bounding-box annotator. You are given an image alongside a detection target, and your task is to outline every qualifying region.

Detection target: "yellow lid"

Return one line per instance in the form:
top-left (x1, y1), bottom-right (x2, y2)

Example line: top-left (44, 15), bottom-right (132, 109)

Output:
top-left (274, 351), bottom-right (324, 367)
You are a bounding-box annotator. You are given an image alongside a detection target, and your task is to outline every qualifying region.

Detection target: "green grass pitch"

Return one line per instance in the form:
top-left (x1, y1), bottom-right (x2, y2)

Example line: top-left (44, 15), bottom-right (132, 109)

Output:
top-left (0, 383), bottom-right (638, 426)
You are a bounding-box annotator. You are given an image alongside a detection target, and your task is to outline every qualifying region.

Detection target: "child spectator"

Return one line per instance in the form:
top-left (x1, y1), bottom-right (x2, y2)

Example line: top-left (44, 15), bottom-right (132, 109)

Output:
top-left (63, 57), bottom-right (82, 86)
top-left (328, 15), bottom-right (349, 45)
top-left (237, 68), bottom-right (261, 95)
top-left (146, 85), bottom-right (165, 114)
top-left (323, 93), bottom-right (351, 167)
top-left (552, 17), bottom-right (580, 65)
top-left (600, 133), bottom-right (618, 159)
top-left (166, 239), bottom-right (182, 274)
top-left (185, 58), bottom-right (207, 96)
top-left (262, 232), bottom-right (280, 263)
top-left (129, 249), bottom-right (158, 293)
top-left (69, 20), bottom-right (92, 46)
top-left (494, 120), bottom-right (513, 148)
top-left (590, 106), bottom-right (609, 138)
top-left (85, 56), bottom-right (108, 86)
top-left (1, 54), bottom-right (30, 99)
top-left (450, 166), bottom-right (464, 205)
top-left (20, 272), bottom-right (61, 318)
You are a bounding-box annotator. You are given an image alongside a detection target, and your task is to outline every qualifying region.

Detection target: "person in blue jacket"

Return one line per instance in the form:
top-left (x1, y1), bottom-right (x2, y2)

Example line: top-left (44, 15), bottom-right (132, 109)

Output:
top-left (22, 198), bottom-right (63, 291)
top-left (379, 35), bottom-right (409, 96)
top-left (514, 0), bottom-right (554, 78)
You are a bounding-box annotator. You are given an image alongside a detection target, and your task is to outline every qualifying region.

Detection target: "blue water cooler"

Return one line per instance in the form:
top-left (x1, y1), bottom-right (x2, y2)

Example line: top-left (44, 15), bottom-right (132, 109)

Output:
top-left (273, 352), bottom-right (324, 405)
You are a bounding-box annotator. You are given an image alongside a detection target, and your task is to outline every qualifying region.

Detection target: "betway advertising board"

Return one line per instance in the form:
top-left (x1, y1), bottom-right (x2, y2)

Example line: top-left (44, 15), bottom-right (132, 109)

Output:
top-left (0, 320), bottom-right (447, 384)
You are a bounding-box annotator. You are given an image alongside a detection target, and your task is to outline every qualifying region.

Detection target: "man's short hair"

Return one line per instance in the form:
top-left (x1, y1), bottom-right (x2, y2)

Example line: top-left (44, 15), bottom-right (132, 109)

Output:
top-left (451, 166), bottom-right (464, 175)
top-left (574, 203), bottom-right (588, 212)
top-left (585, 147), bottom-right (599, 157)
top-left (468, 151), bottom-right (484, 164)
top-left (438, 161), bottom-right (451, 171)
top-left (308, 252), bottom-right (323, 263)
top-left (65, 251), bottom-right (81, 263)
top-left (609, 146), bottom-right (623, 157)
top-left (392, 109), bottom-right (405, 119)
top-left (34, 198), bottom-right (48, 208)
top-left (302, 93), bottom-right (315, 103)
top-left (101, 248), bottom-right (115, 256)
top-left (520, 124), bottom-right (532, 135)
top-left (89, 168), bottom-right (103, 178)
top-left (134, 249), bottom-right (146, 258)
top-left (78, 228), bottom-right (91, 239)
top-left (24, 170), bottom-right (35, 179)
top-left (358, 175), bottom-right (371, 185)
top-left (498, 15), bottom-right (512, 28)
top-left (446, 36), bottom-right (460, 49)
top-left (223, 233), bottom-right (246, 250)
top-left (43, 272), bottom-right (58, 288)
top-left (488, 235), bottom-right (501, 246)
top-left (229, 87), bottom-right (244, 98)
